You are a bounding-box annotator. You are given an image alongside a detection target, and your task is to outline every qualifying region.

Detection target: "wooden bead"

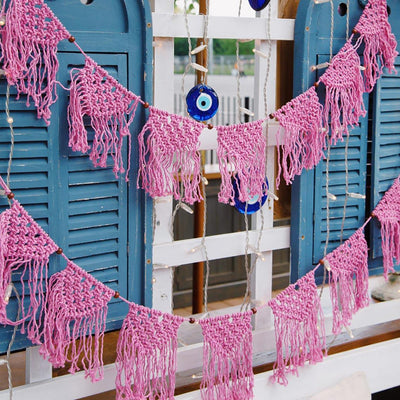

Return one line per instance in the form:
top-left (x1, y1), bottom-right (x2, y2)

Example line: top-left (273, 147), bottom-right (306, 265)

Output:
top-left (68, 36), bottom-right (75, 43)
top-left (7, 192), bottom-right (14, 200)
top-left (352, 28), bottom-right (358, 35)
top-left (189, 317), bottom-right (196, 324)
top-left (207, 124), bottom-right (213, 130)
top-left (251, 307), bottom-right (257, 314)
top-left (268, 113), bottom-right (275, 120)
top-left (56, 248), bottom-right (63, 255)
top-left (143, 102), bottom-right (149, 108)
top-left (114, 291), bottom-right (120, 299)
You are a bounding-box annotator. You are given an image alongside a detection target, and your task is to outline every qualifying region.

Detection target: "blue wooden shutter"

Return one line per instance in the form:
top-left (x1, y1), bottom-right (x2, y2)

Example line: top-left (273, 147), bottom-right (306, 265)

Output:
top-left (0, 0), bottom-right (153, 352)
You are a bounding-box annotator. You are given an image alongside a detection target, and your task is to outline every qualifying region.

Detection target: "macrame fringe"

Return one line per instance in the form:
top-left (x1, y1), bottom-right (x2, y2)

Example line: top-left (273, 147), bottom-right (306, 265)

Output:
top-left (274, 87), bottom-right (325, 188)
top-left (68, 57), bottom-right (140, 180)
top-left (325, 228), bottom-right (369, 335)
top-left (217, 120), bottom-right (267, 205)
top-left (353, 0), bottom-right (398, 92)
top-left (199, 312), bottom-right (254, 400)
top-left (319, 42), bottom-right (366, 145)
top-left (40, 262), bottom-right (114, 382)
top-left (137, 107), bottom-right (204, 204)
top-left (115, 304), bottom-right (184, 399)
top-left (269, 271), bottom-right (326, 386)
top-left (0, 0), bottom-right (69, 124)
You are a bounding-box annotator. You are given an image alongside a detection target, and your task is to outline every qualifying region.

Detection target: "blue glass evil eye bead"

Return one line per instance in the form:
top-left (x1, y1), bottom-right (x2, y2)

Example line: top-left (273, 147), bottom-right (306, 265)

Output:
top-left (186, 84), bottom-right (219, 121)
top-left (248, 0), bottom-right (271, 11)
top-left (232, 177), bottom-right (269, 215)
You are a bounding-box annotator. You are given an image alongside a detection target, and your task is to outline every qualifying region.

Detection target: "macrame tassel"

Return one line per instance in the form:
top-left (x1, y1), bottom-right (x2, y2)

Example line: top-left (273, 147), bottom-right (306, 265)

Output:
top-left (40, 261), bottom-right (114, 382)
top-left (353, 0), bottom-right (398, 92)
top-left (137, 106), bottom-right (204, 204)
top-left (0, 200), bottom-right (58, 342)
top-left (319, 42), bottom-right (366, 145)
top-left (68, 57), bottom-right (140, 180)
top-left (199, 312), bottom-right (254, 400)
top-left (324, 228), bottom-right (369, 335)
top-left (217, 120), bottom-right (267, 205)
top-left (268, 271), bottom-right (326, 386)
top-left (115, 303), bottom-right (184, 399)
top-left (372, 175), bottom-right (400, 279)
top-left (0, 0), bottom-right (69, 124)
top-left (274, 87), bottom-right (324, 188)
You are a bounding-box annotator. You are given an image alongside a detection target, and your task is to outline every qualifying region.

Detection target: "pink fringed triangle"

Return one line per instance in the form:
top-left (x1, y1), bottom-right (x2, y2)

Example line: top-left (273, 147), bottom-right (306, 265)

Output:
top-left (199, 311), bottom-right (254, 400)
top-left (353, 0), bottom-right (398, 92)
top-left (68, 57), bottom-right (140, 181)
top-left (39, 261), bottom-right (114, 382)
top-left (0, 200), bottom-right (58, 342)
top-left (137, 106), bottom-right (204, 204)
top-left (324, 228), bottom-right (369, 335)
top-left (217, 120), bottom-right (267, 205)
top-left (319, 41), bottom-right (366, 145)
top-left (0, 0), bottom-right (69, 124)
top-left (372, 175), bottom-right (400, 279)
top-left (274, 87), bottom-right (324, 188)
top-left (115, 303), bottom-right (184, 399)
top-left (268, 270), bottom-right (326, 385)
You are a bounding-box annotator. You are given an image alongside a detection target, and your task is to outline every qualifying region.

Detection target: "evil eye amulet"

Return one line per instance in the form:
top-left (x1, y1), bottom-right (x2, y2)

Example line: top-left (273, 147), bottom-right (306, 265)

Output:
top-left (248, 0), bottom-right (271, 11)
top-left (232, 177), bottom-right (269, 215)
top-left (186, 84), bottom-right (219, 121)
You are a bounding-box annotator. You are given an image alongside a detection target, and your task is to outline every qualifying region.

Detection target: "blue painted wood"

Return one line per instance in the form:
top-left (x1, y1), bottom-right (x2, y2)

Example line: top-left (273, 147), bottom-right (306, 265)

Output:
top-left (291, 0), bottom-right (399, 283)
top-left (0, 0), bottom-right (153, 352)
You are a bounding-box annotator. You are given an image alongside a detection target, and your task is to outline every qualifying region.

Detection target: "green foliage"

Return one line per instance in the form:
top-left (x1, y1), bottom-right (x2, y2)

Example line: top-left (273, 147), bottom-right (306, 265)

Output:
top-left (174, 38), bottom-right (197, 56)
top-left (213, 39), bottom-right (255, 56)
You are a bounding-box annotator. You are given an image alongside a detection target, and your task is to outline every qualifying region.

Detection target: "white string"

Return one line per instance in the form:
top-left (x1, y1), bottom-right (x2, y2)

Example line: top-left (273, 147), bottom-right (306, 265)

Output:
top-left (180, 0), bottom-right (193, 112)
top-left (329, 0), bottom-right (334, 61)
top-left (235, 0), bottom-right (244, 123)
top-left (201, 179), bottom-right (211, 313)
top-left (263, 4), bottom-right (273, 118)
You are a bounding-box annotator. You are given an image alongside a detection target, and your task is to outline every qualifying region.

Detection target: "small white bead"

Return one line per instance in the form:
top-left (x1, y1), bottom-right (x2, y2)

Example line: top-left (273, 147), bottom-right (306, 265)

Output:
top-left (0, 17), bottom-right (6, 27)
top-left (7, 117), bottom-right (13, 124)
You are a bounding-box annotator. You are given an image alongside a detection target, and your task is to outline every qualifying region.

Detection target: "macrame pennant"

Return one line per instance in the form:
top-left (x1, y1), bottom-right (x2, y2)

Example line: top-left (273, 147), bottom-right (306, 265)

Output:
top-left (68, 57), bottom-right (140, 180)
top-left (353, 0), bottom-right (398, 92)
top-left (0, 200), bottom-right (58, 342)
top-left (274, 86), bottom-right (324, 188)
top-left (319, 41), bottom-right (366, 145)
top-left (115, 303), bottom-right (184, 400)
top-left (268, 270), bottom-right (326, 386)
top-left (137, 106), bottom-right (204, 204)
top-left (372, 175), bottom-right (400, 279)
top-left (0, 0), bottom-right (70, 124)
top-left (324, 228), bottom-right (369, 335)
top-left (199, 311), bottom-right (254, 400)
top-left (39, 261), bottom-right (114, 382)
top-left (217, 120), bottom-right (267, 205)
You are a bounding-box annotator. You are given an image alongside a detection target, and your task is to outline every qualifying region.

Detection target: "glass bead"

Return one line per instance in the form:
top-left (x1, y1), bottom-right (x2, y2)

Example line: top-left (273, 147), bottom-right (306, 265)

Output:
top-left (248, 0), bottom-right (271, 11)
top-left (232, 177), bottom-right (269, 214)
top-left (186, 84), bottom-right (219, 121)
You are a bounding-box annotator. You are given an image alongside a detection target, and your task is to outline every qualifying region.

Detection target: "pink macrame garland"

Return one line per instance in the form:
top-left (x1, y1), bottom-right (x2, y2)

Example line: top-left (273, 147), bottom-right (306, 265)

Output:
top-left (319, 41), bottom-right (366, 145)
top-left (324, 228), bottom-right (369, 335)
top-left (137, 106), bottom-right (204, 204)
top-left (199, 311), bottom-right (254, 400)
top-left (0, 0), bottom-right (70, 124)
top-left (0, 200), bottom-right (58, 343)
top-left (274, 86), bottom-right (325, 188)
top-left (353, 0), bottom-right (398, 92)
top-left (115, 303), bottom-right (184, 400)
top-left (217, 120), bottom-right (267, 205)
top-left (39, 261), bottom-right (114, 382)
top-left (372, 175), bottom-right (400, 279)
top-left (68, 57), bottom-right (140, 180)
top-left (268, 270), bottom-right (326, 386)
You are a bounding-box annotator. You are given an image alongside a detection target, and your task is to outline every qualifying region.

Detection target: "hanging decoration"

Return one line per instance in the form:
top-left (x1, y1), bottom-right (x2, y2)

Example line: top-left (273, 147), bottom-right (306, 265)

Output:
top-left (323, 227), bottom-right (369, 335)
top-left (353, 0), bottom-right (398, 92)
top-left (318, 41), bottom-right (366, 145)
top-left (186, 83), bottom-right (219, 121)
top-left (372, 175), bottom-right (400, 279)
top-left (273, 86), bottom-right (325, 188)
top-left (68, 56), bottom-right (141, 181)
top-left (268, 270), bottom-right (326, 386)
top-left (0, 195), bottom-right (58, 342)
top-left (137, 106), bottom-right (204, 204)
top-left (232, 176), bottom-right (269, 214)
top-left (199, 311), bottom-right (254, 400)
top-left (217, 120), bottom-right (267, 205)
top-left (0, 0), bottom-right (70, 125)
top-left (39, 261), bottom-right (114, 382)
top-left (115, 303), bottom-right (184, 400)
top-left (248, 0), bottom-right (271, 12)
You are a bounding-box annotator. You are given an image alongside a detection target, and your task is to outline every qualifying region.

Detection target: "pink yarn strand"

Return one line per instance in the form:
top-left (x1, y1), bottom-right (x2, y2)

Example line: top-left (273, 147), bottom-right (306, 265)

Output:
top-left (199, 312), bottom-right (254, 400)
top-left (115, 303), bottom-right (184, 399)
top-left (137, 107), bottom-right (204, 204)
top-left (268, 270), bottom-right (326, 386)
top-left (0, 0), bottom-right (70, 124)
